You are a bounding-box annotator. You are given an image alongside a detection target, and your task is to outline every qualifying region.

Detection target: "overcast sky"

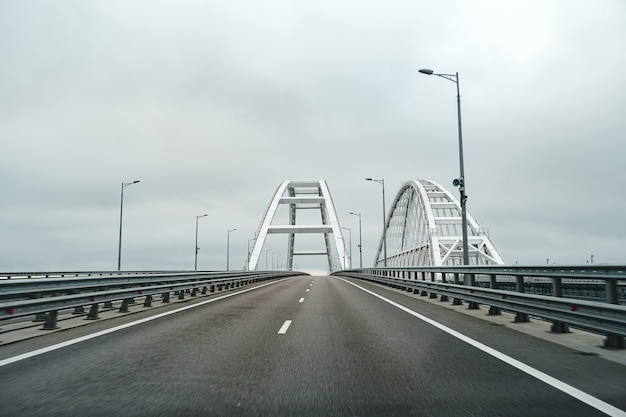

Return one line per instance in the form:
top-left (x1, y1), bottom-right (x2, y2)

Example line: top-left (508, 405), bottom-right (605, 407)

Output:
top-left (1, 1), bottom-right (625, 273)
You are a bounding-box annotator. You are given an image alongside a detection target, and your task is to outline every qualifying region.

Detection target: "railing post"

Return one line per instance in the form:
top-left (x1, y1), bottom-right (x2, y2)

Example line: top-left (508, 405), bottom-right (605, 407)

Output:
top-left (550, 277), bottom-right (569, 333)
top-left (514, 276), bottom-right (530, 322)
top-left (119, 299), bottom-right (130, 312)
top-left (42, 310), bottom-right (58, 330)
top-left (86, 303), bottom-right (99, 320)
top-left (604, 279), bottom-right (625, 348)
top-left (488, 274), bottom-right (501, 315)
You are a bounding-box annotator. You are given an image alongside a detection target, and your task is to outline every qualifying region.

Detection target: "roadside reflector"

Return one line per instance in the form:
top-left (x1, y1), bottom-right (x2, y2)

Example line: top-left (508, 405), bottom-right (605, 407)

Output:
top-left (7, 307), bottom-right (14, 315)
top-left (571, 305), bottom-right (577, 311)
top-left (90, 296), bottom-right (95, 302)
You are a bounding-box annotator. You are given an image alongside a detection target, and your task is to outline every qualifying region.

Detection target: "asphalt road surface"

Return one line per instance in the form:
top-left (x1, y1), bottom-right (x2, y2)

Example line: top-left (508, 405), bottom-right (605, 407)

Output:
top-left (1, 275), bottom-right (625, 416)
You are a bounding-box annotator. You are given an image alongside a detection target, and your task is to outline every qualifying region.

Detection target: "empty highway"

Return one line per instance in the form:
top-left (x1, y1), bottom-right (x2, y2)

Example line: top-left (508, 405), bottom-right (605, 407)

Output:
top-left (1, 275), bottom-right (625, 416)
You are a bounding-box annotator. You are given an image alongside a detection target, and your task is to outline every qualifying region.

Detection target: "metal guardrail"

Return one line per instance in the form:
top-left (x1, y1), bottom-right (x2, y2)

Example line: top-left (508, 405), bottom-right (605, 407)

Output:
top-left (332, 265), bottom-right (626, 349)
top-left (0, 270), bottom-right (198, 280)
top-left (0, 270), bottom-right (307, 330)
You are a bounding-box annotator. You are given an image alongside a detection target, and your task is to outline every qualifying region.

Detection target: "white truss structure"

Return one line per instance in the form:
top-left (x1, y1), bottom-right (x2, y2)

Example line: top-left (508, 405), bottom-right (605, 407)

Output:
top-left (374, 179), bottom-right (504, 267)
top-left (248, 180), bottom-right (347, 272)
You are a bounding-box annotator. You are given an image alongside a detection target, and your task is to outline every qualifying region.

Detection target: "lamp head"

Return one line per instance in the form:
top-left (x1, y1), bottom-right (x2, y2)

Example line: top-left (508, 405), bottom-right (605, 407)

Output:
top-left (419, 69), bottom-right (434, 75)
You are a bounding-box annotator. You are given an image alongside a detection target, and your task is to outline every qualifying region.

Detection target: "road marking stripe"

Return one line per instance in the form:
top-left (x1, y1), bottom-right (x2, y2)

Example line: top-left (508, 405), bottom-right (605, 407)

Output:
top-left (306, 289), bottom-right (310, 292)
top-left (299, 298), bottom-right (305, 303)
top-left (278, 320), bottom-right (292, 334)
top-left (338, 277), bottom-right (626, 417)
top-left (0, 278), bottom-right (291, 368)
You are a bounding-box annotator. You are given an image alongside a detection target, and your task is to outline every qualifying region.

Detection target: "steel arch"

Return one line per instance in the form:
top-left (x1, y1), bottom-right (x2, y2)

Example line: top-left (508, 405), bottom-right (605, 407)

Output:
top-left (374, 179), bottom-right (504, 267)
top-left (248, 180), bottom-right (347, 272)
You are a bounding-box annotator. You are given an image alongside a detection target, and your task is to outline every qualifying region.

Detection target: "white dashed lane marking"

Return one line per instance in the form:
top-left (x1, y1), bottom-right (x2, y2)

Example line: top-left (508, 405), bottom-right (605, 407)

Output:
top-left (278, 320), bottom-right (292, 335)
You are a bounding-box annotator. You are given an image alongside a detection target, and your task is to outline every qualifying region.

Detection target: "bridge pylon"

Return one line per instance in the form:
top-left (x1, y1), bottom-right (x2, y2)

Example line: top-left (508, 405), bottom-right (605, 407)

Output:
top-left (248, 180), bottom-right (347, 272)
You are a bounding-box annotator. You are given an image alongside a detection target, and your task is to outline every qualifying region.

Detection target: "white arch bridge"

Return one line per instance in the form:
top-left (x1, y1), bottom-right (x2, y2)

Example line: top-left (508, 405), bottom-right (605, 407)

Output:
top-left (247, 179), bottom-right (504, 272)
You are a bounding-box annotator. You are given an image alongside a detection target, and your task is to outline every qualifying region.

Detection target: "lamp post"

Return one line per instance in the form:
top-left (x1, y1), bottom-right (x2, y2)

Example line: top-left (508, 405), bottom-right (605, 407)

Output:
top-left (117, 180), bottom-right (140, 271)
top-left (227, 228), bottom-right (237, 271)
top-left (342, 227), bottom-right (352, 269)
top-left (419, 68), bottom-right (469, 268)
top-left (365, 178), bottom-right (387, 267)
top-left (194, 214), bottom-right (208, 271)
top-left (349, 212), bottom-right (363, 268)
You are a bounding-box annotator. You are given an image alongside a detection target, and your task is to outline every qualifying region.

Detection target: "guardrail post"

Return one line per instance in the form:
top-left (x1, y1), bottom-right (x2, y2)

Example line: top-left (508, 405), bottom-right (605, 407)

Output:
top-left (178, 290), bottom-right (185, 300)
top-left (86, 303), bottom-right (99, 320)
top-left (119, 299), bottom-right (130, 313)
top-left (143, 295), bottom-right (153, 307)
top-left (487, 274), bottom-right (501, 315)
top-left (73, 306), bottom-right (85, 314)
top-left (550, 277), bottom-right (569, 333)
top-left (514, 276), bottom-right (530, 323)
top-left (604, 279), bottom-right (625, 348)
top-left (42, 311), bottom-right (58, 330)
top-left (162, 292), bottom-right (170, 303)
top-left (104, 301), bottom-right (113, 308)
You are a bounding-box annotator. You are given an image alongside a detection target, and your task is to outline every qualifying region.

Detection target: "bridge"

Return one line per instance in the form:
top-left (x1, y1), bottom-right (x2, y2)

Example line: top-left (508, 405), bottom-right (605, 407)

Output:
top-left (246, 179), bottom-right (504, 273)
top-left (1, 179), bottom-right (625, 416)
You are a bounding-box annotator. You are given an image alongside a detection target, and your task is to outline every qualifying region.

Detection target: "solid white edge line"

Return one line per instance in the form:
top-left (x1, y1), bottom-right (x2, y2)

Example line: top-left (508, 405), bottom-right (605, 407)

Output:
top-left (0, 278), bottom-right (291, 368)
top-left (337, 277), bottom-right (626, 417)
top-left (278, 320), bottom-right (292, 334)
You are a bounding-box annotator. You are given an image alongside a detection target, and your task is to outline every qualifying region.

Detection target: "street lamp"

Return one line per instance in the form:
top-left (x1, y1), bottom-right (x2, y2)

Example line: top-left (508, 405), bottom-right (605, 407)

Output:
top-left (117, 180), bottom-right (140, 271)
top-left (342, 227), bottom-right (352, 269)
top-left (366, 178), bottom-right (387, 267)
top-left (194, 214), bottom-right (208, 271)
top-left (349, 212), bottom-right (363, 268)
top-left (419, 68), bottom-right (469, 268)
top-left (227, 228), bottom-right (237, 271)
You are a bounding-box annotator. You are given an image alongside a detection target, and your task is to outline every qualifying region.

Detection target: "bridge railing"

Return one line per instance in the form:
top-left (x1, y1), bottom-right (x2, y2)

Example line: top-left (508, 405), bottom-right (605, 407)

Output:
top-left (332, 265), bottom-right (626, 349)
top-left (0, 270), bottom-right (196, 280)
top-left (0, 270), bottom-right (307, 331)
